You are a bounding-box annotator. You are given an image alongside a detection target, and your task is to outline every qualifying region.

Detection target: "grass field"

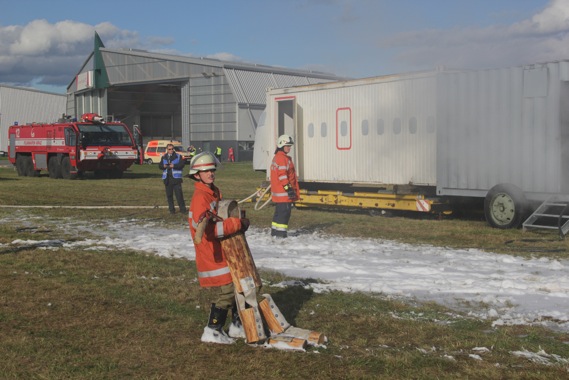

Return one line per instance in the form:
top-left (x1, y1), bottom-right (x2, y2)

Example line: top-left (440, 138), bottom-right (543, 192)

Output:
top-left (1, 159), bottom-right (569, 379)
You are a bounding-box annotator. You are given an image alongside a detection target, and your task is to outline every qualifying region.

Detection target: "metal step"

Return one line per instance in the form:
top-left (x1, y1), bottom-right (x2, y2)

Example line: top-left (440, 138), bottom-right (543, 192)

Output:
top-left (523, 195), bottom-right (569, 238)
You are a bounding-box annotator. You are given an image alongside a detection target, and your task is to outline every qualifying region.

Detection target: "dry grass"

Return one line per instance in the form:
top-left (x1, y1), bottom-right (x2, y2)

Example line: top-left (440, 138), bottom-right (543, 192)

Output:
top-left (2, 159), bottom-right (569, 378)
top-left (2, 244), bottom-right (569, 379)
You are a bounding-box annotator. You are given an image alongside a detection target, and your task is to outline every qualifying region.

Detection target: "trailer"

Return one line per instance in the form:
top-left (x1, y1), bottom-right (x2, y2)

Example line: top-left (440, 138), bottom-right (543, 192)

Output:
top-left (253, 61), bottom-right (569, 229)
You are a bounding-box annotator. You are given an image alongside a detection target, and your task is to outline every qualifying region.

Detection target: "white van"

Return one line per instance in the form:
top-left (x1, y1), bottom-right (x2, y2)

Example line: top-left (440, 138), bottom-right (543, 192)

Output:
top-left (144, 140), bottom-right (191, 164)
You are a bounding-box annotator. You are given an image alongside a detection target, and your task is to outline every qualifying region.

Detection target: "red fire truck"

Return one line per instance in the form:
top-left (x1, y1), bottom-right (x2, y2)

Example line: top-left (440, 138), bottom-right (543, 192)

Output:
top-left (7, 113), bottom-right (141, 179)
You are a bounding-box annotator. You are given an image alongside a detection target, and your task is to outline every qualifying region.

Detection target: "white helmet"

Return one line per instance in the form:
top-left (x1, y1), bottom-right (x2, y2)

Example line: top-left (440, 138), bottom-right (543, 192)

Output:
top-left (277, 134), bottom-right (294, 148)
top-left (188, 152), bottom-right (217, 176)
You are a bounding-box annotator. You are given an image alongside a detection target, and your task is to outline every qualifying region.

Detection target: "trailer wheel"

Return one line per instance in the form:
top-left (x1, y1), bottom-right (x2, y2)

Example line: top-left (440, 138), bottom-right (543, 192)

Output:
top-left (60, 156), bottom-right (72, 179)
top-left (145, 158), bottom-right (153, 165)
top-left (48, 156), bottom-right (62, 179)
top-left (484, 184), bottom-right (528, 229)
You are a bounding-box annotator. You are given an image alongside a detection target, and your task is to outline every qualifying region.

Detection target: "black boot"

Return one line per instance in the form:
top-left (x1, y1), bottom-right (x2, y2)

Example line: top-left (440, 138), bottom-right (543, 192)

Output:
top-left (207, 303), bottom-right (229, 332)
top-left (201, 303), bottom-right (234, 344)
top-left (228, 303), bottom-right (246, 338)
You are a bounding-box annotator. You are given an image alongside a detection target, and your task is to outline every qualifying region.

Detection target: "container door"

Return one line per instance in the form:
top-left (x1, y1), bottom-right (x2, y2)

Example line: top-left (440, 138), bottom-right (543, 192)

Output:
top-left (274, 96), bottom-right (299, 176)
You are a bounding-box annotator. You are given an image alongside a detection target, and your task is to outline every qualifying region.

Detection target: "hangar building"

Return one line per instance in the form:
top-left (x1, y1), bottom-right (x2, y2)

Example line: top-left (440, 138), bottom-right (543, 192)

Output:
top-left (0, 85), bottom-right (66, 154)
top-left (66, 34), bottom-right (343, 160)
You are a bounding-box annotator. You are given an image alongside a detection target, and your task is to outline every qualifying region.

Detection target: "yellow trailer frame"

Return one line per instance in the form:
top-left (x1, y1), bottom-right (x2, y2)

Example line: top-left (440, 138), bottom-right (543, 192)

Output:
top-left (296, 189), bottom-right (447, 212)
top-left (254, 187), bottom-right (449, 214)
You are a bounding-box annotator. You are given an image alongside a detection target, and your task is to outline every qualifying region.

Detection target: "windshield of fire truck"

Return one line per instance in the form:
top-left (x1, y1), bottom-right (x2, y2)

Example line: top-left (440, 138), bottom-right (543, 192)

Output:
top-left (77, 124), bottom-right (133, 146)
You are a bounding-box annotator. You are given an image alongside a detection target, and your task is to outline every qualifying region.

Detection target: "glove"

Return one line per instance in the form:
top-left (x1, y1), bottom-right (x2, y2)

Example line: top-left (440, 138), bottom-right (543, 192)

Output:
top-left (283, 184), bottom-right (296, 200)
top-left (240, 218), bottom-right (250, 233)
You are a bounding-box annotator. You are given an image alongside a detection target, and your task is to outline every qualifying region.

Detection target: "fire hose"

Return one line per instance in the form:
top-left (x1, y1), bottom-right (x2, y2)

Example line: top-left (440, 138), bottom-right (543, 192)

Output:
top-left (237, 184), bottom-right (272, 210)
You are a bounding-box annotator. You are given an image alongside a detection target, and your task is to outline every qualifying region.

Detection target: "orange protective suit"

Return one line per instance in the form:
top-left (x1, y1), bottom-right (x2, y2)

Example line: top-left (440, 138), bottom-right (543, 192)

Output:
top-left (189, 181), bottom-right (243, 287)
top-left (270, 150), bottom-right (299, 203)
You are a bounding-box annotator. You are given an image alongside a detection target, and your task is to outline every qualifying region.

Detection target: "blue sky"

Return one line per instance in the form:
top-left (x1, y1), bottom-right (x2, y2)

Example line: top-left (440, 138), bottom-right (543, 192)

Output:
top-left (0, 0), bottom-right (563, 94)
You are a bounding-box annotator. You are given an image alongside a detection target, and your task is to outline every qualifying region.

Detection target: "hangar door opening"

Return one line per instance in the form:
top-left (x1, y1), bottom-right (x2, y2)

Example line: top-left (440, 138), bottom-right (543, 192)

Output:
top-left (140, 114), bottom-right (182, 142)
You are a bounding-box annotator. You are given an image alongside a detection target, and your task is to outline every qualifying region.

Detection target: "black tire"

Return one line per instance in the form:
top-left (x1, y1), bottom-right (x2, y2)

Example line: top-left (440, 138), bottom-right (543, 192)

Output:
top-left (94, 170), bottom-right (107, 179)
top-left (15, 155), bottom-right (25, 176)
top-left (484, 184), bottom-right (528, 229)
top-left (146, 158), bottom-right (153, 165)
top-left (48, 156), bottom-right (62, 179)
top-left (110, 168), bottom-right (124, 179)
top-left (60, 156), bottom-right (72, 179)
top-left (23, 156), bottom-right (35, 177)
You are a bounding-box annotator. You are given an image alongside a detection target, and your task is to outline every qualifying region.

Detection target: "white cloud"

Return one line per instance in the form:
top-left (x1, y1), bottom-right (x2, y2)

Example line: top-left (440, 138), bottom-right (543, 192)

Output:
top-left (520, 0), bottom-right (569, 34)
top-left (205, 52), bottom-right (245, 62)
top-left (381, 0), bottom-right (569, 70)
top-left (8, 20), bottom-right (91, 56)
top-left (0, 19), bottom-right (170, 89)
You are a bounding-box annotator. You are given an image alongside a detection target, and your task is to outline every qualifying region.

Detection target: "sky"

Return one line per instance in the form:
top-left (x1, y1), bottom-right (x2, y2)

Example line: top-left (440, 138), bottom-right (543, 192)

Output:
top-left (0, 0), bottom-right (566, 94)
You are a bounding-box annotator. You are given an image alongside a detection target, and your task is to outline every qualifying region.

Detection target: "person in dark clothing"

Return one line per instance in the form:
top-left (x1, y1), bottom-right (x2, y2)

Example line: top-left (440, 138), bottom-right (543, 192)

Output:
top-left (159, 143), bottom-right (187, 214)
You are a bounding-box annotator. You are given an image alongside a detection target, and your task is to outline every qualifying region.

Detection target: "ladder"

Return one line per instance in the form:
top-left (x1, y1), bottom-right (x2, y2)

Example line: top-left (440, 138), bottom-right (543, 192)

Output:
top-left (522, 195), bottom-right (569, 238)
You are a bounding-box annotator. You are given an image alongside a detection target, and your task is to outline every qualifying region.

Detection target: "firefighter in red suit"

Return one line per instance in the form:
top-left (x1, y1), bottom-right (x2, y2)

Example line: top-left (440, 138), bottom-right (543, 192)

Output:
top-left (188, 151), bottom-right (250, 344)
top-left (270, 134), bottom-right (300, 238)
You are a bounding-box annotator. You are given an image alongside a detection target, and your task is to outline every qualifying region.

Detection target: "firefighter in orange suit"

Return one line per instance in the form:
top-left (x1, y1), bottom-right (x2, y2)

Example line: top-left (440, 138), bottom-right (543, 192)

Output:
top-left (188, 152), bottom-right (250, 344)
top-left (270, 134), bottom-right (299, 238)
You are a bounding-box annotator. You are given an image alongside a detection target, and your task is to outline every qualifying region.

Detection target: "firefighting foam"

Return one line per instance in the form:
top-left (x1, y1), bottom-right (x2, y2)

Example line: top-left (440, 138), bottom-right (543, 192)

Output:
top-left (3, 215), bottom-right (569, 333)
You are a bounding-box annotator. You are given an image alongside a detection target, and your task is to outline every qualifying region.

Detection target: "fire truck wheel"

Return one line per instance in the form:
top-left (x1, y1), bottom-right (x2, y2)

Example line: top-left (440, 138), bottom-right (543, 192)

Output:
top-left (48, 156), bottom-right (62, 179)
top-left (22, 156), bottom-right (35, 177)
top-left (110, 168), bottom-right (124, 179)
top-left (15, 156), bottom-right (25, 176)
top-left (94, 170), bottom-right (107, 179)
top-left (60, 156), bottom-right (72, 180)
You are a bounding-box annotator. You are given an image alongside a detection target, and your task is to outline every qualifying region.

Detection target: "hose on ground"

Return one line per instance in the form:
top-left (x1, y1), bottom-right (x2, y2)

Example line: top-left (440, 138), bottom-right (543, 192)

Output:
top-left (238, 184), bottom-right (272, 210)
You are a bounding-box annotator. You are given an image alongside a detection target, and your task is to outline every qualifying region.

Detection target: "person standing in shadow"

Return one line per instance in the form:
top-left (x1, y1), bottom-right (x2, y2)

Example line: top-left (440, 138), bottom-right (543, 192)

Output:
top-left (159, 143), bottom-right (187, 214)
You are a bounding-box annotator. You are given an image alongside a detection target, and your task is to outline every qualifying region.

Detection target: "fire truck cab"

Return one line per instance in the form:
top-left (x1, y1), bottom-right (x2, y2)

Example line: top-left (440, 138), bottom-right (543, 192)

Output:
top-left (8, 113), bottom-right (139, 179)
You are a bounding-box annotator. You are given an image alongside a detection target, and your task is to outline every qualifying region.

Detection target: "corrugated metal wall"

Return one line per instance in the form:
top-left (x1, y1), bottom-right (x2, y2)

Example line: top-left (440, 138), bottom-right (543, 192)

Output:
top-left (224, 69), bottom-right (337, 105)
top-left (0, 86), bottom-right (66, 152)
top-left (181, 81), bottom-right (190, 145)
top-left (189, 74), bottom-right (236, 142)
top-left (102, 51), bottom-right (196, 84)
top-left (73, 89), bottom-right (107, 118)
top-left (437, 61), bottom-right (568, 197)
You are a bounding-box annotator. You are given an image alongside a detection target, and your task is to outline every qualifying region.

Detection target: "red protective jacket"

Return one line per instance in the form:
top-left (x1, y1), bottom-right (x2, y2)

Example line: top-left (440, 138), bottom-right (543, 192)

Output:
top-left (270, 150), bottom-right (299, 203)
top-left (189, 181), bottom-right (243, 287)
